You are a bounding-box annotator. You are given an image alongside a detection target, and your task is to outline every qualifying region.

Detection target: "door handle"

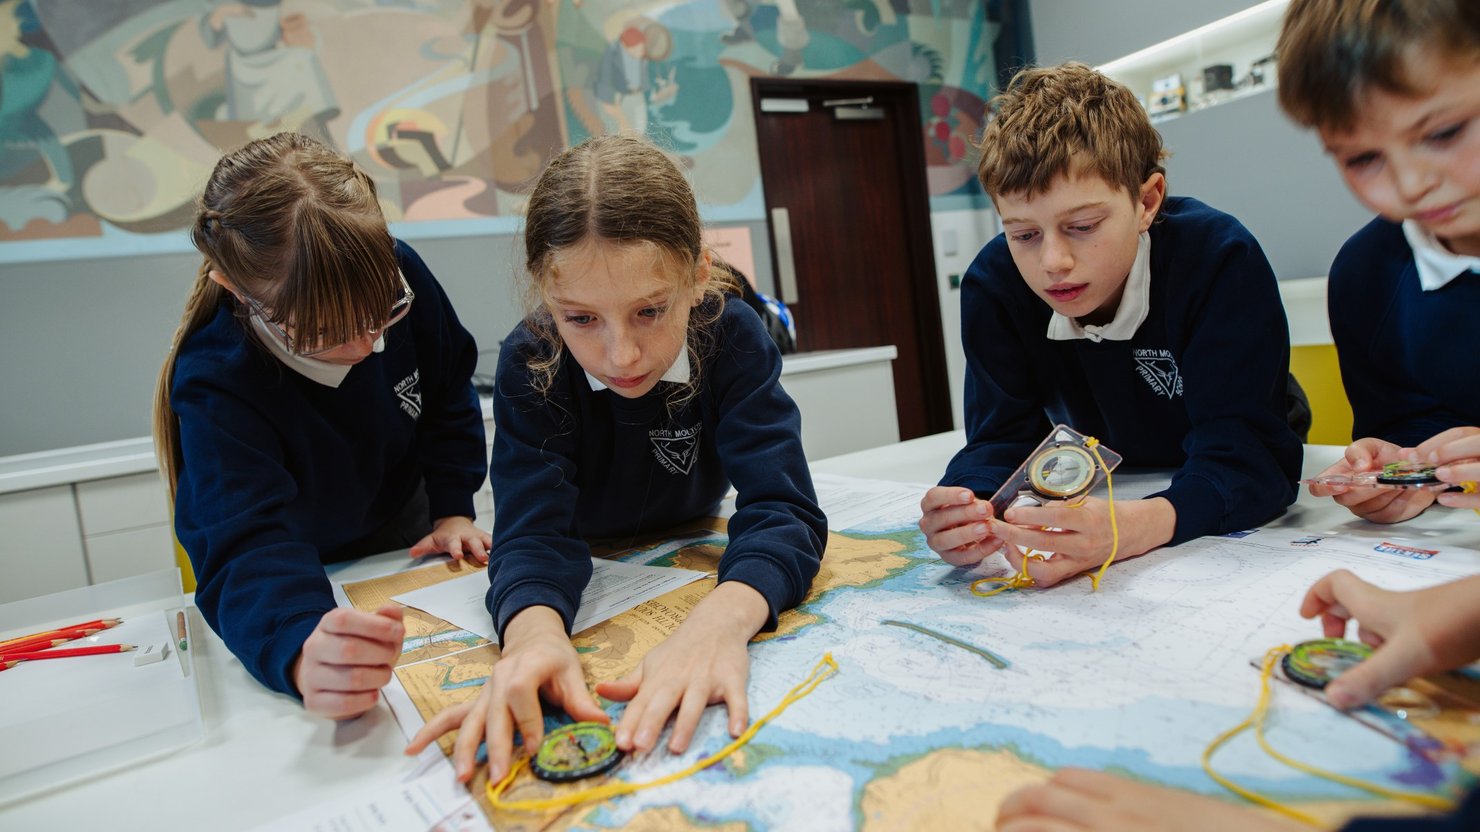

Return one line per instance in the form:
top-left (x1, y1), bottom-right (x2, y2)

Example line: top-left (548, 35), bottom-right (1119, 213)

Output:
top-left (770, 206), bottom-right (800, 306)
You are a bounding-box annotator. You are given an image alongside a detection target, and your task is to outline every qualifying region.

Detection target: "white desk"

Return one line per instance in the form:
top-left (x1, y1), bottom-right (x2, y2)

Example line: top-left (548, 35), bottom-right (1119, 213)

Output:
top-left (3, 436), bottom-right (1476, 829)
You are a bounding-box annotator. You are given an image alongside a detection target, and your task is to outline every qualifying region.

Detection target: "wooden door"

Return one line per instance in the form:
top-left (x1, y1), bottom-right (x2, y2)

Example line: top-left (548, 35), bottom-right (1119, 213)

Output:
top-left (752, 78), bottom-right (953, 441)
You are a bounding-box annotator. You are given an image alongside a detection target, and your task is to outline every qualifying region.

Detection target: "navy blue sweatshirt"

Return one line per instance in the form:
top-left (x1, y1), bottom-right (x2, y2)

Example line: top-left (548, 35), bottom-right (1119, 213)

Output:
top-left (1328, 217), bottom-right (1480, 446)
top-left (1343, 786), bottom-right (1480, 831)
top-left (486, 299), bottom-right (826, 640)
top-left (172, 241), bottom-right (486, 697)
top-left (940, 197), bottom-right (1302, 544)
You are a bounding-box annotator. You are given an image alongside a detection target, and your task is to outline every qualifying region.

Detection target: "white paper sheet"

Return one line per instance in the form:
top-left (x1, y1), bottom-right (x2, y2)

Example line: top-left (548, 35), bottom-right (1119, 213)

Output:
top-left (811, 473), bottom-right (934, 531)
top-left (391, 559), bottom-right (706, 643)
top-left (249, 752), bottom-right (489, 832)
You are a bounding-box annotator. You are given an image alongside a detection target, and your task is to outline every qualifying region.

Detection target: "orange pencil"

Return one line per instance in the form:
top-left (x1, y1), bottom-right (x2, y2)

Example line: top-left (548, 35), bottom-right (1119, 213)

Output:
top-left (0, 644), bottom-right (135, 661)
top-left (0, 618), bottom-right (120, 648)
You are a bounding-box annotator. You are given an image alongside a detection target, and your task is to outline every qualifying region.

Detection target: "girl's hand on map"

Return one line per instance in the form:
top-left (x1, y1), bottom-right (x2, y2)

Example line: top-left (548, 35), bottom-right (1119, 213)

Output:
top-left (919, 486), bottom-right (1005, 566)
top-left (1411, 427), bottom-right (1480, 510)
top-left (988, 497), bottom-right (1175, 587)
top-left (996, 768), bottom-right (1304, 832)
top-left (1300, 571), bottom-right (1480, 710)
top-left (293, 603), bottom-right (405, 720)
top-left (1309, 437), bottom-right (1437, 523)
top-left (403, 605), bottom-right (608, 783)
top-left (597, 580), bottom-right (769, 755)
top-left (408, 515), bottom-right (492, 563)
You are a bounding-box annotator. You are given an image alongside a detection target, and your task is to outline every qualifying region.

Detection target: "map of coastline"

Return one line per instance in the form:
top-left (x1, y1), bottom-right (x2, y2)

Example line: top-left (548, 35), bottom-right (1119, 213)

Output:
top-left (342, 516), bottom-right (1480, 830)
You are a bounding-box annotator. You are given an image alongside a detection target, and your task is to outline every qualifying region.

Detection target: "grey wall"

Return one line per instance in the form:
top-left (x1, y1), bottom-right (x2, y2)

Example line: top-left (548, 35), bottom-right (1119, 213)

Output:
top-left (1028, 0), bottom-right (1376, 280)
top-left (0, 221), bottom-right (776, 457)
top-left (1030, 0), bottom-right (1256, 67)
top-left (1156, 93), bottom-right (1372, 280)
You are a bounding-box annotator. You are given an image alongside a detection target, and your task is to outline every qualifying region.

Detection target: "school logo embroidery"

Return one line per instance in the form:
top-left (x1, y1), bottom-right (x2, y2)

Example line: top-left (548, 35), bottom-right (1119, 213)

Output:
top-left (650, 424), bottom-right (701, 475)
top-left (393, 370), bottom-right (422, 420)
top-left (1133, 349), bottom-right (1184, 399)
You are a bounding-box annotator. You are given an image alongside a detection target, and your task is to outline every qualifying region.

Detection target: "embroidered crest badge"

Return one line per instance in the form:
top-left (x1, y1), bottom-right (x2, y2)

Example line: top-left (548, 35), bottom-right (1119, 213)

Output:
top-left (394, 369), bottom-right (422, 419)
top-left (649, 424), bottom-right (701, 475)
top-left (1133, 349), bottom-right (1183, 399)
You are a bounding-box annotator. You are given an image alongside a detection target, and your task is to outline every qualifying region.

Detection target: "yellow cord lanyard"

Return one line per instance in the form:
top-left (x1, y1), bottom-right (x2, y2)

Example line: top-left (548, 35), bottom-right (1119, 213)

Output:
top-left (486, 653), bottom-right (838, 813)
top-left (971, 437), bottom-right (1121, 597)
top-left (1202, 646), bottom-right (1458, 827)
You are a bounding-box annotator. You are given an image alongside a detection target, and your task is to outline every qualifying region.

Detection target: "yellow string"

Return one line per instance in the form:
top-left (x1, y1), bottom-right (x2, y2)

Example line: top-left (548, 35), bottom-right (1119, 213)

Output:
top-left (1462, 481), bottom-right (1480, 517)
top-left (970, 437), bottom-right (1121, 596)
top-left (1202, 646), bottom-right (1458, 827)
top-left (486, 653), bottom-right (839, 813)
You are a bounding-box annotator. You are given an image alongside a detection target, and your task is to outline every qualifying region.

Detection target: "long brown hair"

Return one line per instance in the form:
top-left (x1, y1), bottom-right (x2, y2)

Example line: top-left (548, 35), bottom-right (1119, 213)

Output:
top-left (519, 134), bottom-right (737, 409)
top-left (153, 132), bottom-right (400, 499)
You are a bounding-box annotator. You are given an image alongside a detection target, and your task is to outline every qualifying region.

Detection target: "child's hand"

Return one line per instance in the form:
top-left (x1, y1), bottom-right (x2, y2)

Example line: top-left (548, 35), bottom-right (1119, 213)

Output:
top-left (997, 768), bottom-right (1303, 832)
top-left (919, 486), bottom-right (1004, 567)
top-left (294, 603), bottom-right (405, 720)
top-left (403, 606), bottom-right (607, 783)
top-left (409, 515), bottom-right (492, 562)
top-left (1411, 426), bottom-right (1480, 511)
top-left (1299, 570), bottom-right (1480, 709)
top-left (1308, 437), bottom-right (1436, 523)
top-left (988, 497), bottom-right (1175, 587)
top-left (597, 581), bottom-right (767, 755)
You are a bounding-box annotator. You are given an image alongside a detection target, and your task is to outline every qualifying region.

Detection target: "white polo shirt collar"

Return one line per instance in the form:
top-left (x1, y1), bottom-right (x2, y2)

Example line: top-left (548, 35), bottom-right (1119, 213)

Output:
top-left (249, 315), bottom-right (384, 389)
top-left (1403, 220), bottom-right (1480, 292)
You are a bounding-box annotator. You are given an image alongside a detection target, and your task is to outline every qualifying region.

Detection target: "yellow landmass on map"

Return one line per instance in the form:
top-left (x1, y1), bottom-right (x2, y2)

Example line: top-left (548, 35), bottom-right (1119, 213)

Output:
top-left (761, 532), bottom-right (911, 640)
top-left (342, 559), bottom-right (492, 666)
top-left (860, 749), bottom-right (1049, 831)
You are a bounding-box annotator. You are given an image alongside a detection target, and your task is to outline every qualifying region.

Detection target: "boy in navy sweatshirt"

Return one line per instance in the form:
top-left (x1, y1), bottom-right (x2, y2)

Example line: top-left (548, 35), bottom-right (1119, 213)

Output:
top-left (920, 62), bottom-right (1301, 587)
top-left (1280, 0), bottom-right (1480, 524)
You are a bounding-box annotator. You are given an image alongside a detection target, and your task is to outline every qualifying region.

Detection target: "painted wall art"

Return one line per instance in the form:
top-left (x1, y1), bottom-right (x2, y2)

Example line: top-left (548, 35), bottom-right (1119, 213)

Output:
top-left (0, 0), bottom-right (993, 257)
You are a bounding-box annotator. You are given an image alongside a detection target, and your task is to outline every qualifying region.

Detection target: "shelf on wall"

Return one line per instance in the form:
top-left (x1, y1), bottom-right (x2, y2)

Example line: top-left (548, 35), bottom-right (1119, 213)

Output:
top-left (1097, 0), bottom-right (1287, 126)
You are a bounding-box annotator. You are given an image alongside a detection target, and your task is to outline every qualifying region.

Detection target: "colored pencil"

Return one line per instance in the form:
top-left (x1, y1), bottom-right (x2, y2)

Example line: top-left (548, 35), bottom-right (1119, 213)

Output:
top-left (0, 628), bottom-right (103, 653)
top-left (0, 618), bottom-right (120, 648)
top-left (0, 644), bottom-right (135, 661)
top-left (176, 610), bottom-right (188, 651)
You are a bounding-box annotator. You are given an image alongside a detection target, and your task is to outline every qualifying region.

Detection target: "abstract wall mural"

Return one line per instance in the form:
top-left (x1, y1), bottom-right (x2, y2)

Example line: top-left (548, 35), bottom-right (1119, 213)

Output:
top-left (0, 0), bottom-right (994, 258)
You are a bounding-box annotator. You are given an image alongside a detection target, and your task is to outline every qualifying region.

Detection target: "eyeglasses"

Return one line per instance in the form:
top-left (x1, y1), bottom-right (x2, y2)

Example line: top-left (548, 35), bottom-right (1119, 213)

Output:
top-left (243, 273), bottom-right (415, 357)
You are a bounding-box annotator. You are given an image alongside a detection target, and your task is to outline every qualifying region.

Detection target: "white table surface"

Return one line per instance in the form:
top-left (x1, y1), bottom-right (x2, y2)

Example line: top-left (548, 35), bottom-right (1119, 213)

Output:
top-left (4, 434), bottom-right (1476, 829)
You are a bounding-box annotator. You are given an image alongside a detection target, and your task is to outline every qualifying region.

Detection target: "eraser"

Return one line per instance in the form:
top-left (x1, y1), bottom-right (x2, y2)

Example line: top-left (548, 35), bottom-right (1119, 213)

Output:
top-left (134, 643), bottom-right (169, 666)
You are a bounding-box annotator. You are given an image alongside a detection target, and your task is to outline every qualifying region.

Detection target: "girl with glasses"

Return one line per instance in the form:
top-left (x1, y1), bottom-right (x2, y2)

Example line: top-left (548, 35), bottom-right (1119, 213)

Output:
top-left (153, 132), bottom-right (491, 719)
top-left (405, 134), bottom-right (827, 786)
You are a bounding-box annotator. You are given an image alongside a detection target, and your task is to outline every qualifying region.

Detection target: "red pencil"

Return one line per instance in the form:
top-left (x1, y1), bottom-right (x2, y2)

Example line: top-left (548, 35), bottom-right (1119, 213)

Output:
top-left (0, 618), bottom-right (120, 648)
top-left (0, 644), bottom-right (135, 661)
top-left (0, 628), bottom-right (104, 653)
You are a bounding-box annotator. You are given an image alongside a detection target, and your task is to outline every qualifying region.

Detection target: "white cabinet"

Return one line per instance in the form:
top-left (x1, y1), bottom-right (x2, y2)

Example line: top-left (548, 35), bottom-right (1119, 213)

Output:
top-left (0, 486), bottom-right (90, 603)
top-left (76, 472), bottom-right (174, 584)
top-left (780, 348), bottom-right (900, 461)
top-left (0, 442), bottom-right (173, 603)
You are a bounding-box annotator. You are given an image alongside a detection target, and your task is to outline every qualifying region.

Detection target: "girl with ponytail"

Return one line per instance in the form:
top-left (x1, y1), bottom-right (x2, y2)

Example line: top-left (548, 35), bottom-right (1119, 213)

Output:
top-left (154, 133), bottom-right (489, 719)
